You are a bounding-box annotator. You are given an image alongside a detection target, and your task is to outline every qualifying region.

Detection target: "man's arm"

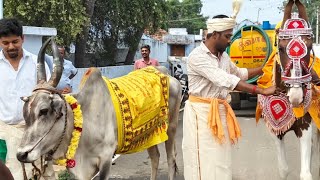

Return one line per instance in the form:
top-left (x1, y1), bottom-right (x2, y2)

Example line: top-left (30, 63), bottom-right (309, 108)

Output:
top-left (247, 66), bottom-right (263, 79)
top-left (234, 80), bottom-right (275, 95)
top-left (189, 54), bottom-right (275, 95)
top-left (69, 63), bottom-right (78, 79)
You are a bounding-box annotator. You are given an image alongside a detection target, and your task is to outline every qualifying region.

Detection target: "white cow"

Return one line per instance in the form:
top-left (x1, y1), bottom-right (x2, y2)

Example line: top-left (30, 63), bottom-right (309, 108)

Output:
top-left (16, 38), bottom-right (182, 180)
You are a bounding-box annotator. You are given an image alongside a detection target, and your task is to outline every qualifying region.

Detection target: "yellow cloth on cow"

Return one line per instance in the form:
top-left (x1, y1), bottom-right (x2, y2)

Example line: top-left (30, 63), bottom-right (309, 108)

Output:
top-left (103, 66), bottom-right (170, 154)
top-left (256, 52), bottom-right (320, 130)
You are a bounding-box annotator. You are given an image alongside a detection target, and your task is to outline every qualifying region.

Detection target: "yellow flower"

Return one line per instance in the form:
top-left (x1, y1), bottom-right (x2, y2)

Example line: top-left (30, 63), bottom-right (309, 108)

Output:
top-left (55, 95), bottom-right (83, 168)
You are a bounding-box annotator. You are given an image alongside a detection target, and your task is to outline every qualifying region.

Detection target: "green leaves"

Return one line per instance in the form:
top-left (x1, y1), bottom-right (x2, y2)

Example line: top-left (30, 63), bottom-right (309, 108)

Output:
top-left (166, 0), bottom-right (208, 34)
top-left (87, 0), bottom-right (169, 65)
top-left (4, 0), bottom-right (88, 46)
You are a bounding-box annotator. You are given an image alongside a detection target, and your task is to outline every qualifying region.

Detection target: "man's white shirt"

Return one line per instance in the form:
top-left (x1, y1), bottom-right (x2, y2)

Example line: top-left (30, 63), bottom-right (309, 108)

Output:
top-left (0, 49), bottom-right (51, 124)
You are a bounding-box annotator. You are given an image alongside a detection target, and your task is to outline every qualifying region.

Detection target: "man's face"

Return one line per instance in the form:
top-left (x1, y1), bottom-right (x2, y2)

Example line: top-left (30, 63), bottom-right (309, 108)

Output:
top-left (215, 29), bottom-right (233, 53)
top-left (0, 35), bottom-right (24, 60)
top-left (141, 48), bottom-right (150, 58)
top-left (58, 47), bottom-right (65, 58)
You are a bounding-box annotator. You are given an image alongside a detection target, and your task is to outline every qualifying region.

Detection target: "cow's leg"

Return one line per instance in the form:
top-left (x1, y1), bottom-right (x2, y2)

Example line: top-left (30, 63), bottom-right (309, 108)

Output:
top-left (165, 103), bottom-right (179, 179)
top-left (70, 157), bottom-right (99, 180)
top-left (71, 166), bottom-right (97, 180)
top-left (299, 127), bottom-right (313, 180)
top-left (97, 150), bottom-right (115, 180)
top-left (165, 134), bottom-right (178, 180)
top-left (270, 133), bottom-right (289, 179)
top-left (147, 145), bottom-right (160, 180)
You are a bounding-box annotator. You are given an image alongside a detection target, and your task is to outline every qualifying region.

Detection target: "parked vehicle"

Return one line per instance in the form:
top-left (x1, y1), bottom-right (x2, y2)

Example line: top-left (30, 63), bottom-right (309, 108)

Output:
top-left (169, 57), bottom-right (189, 108)
top-left (227, 21), bottom-right (276, 109)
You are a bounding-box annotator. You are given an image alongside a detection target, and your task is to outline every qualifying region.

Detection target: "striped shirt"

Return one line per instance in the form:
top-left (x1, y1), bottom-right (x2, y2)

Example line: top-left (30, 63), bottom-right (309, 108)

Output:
top-left (187, 42), bottom-right (248, 100)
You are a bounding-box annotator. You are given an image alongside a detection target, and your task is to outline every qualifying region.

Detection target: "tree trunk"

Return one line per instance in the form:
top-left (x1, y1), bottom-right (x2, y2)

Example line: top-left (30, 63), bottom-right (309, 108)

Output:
top-left (74, 0), bottom-right (97, 68)
top-left (124, 29), bottom-right (144, 65)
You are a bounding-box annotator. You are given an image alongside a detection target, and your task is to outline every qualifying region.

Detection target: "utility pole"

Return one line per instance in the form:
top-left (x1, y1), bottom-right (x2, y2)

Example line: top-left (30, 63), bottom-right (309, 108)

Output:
top-left (0, 0), bottom-right (3, 19)
top-left (316, 7), bottom-right (319, 44)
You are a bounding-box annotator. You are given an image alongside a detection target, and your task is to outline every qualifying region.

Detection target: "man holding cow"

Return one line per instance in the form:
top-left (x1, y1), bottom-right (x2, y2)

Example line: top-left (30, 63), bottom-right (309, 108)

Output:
top-left (182, 0), bottom-right (277, 179)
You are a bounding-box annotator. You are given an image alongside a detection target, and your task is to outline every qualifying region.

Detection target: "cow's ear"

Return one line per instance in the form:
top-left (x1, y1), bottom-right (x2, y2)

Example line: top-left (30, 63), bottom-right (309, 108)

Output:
top-left (51, 95), bottom-right (65, 119)
top-left (20, 96), bottom-right (29, 102)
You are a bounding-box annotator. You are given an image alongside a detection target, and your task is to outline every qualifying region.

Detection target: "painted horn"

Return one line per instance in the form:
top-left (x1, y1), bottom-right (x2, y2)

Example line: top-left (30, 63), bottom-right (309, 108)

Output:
top-left (281, 0), bottom-right (295, 28)
top-left (37, 38), bottom-right (52, 84)
top-left (47, 39), bottom-right (63, 87)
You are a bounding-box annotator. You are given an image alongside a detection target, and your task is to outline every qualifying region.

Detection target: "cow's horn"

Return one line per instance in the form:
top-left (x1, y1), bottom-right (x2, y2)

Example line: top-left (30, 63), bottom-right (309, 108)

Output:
top-left (282, 0), bottom-right (295, 28)
top-left (295, 0), bottom-right (309, 26)
top-left (37, 38), bottom-right (52, 84)
top-left (48, 39), bottom-right (63, 88)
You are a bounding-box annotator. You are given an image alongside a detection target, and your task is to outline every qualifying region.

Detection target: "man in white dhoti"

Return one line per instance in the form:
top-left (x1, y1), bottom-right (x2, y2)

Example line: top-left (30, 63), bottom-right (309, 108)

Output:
top-left (181, 2), bottom-right (277, 179)
top-left (0, 18), bottom-right (51, 179)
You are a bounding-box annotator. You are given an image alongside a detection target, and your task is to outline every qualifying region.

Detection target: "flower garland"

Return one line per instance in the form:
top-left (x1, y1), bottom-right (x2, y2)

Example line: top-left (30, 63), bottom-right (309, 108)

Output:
top-left (55, 94), bottom-right (83, 168)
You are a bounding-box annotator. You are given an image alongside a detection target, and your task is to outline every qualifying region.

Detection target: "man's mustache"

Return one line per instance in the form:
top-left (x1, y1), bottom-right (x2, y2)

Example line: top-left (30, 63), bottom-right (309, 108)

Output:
top-left (7, 49), bottom-right (18, 53)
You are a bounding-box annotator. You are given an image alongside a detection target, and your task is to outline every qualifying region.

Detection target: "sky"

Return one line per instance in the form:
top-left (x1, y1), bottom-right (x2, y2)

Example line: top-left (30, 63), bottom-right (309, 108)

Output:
top-left (201, 0), bottom-right (285, 25)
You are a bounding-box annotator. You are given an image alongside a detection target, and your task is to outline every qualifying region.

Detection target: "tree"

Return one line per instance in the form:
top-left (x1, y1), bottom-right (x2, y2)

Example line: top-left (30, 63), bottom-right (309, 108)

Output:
top-left (4, 0), bottom-right (88, 47)
top-left (167, 0), bottom-right (208, 34)
top-left (122, 0), bottom-right (169, 65)
top-left (89, 0), bottom-right (169, 66)
top-left (74, 0), bottom-right (97, 68)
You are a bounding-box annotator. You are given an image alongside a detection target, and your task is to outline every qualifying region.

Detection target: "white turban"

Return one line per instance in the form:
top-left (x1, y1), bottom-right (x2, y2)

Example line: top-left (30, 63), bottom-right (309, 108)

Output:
top-left (207, 18), bottom-right (236, 33)
top-left (206, 0), bottom-right (243, 33)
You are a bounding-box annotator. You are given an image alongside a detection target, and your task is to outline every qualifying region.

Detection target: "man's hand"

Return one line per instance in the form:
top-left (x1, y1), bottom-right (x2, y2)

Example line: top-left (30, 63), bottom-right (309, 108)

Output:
top-left (61, 87), bottom-right (72, 94)
top-left (262, 85), bottom-right (276, 96)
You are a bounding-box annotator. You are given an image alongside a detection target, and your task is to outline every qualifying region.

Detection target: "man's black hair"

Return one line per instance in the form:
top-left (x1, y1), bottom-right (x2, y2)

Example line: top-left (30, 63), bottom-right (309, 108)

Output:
top-left (212, 14), bottom-right (229, 19)
top-left (0, 18), bottom-right (23, 38)
top-left (141, 44), bottom-right (150, 51)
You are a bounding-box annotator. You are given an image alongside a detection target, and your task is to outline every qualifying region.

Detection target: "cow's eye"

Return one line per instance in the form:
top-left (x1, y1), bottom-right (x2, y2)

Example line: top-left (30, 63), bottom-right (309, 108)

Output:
top-left (39, 108), bottom-right (49, 116)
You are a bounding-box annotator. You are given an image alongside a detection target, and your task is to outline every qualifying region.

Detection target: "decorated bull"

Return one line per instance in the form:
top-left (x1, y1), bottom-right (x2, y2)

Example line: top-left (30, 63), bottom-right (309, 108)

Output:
top-left (256, 0), bottom-right (320, 179)
top-left (16, 38), bottom-right (182, 180)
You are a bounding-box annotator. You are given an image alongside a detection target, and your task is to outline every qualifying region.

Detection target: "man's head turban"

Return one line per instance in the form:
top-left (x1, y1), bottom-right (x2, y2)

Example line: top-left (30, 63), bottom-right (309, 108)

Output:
top-left (206, 0), bottom-right (243, 33)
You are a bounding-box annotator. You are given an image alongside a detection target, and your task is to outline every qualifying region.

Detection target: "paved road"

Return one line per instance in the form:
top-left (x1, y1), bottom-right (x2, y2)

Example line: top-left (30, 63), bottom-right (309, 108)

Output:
top-left (109, 100), bottom-right (320, 180)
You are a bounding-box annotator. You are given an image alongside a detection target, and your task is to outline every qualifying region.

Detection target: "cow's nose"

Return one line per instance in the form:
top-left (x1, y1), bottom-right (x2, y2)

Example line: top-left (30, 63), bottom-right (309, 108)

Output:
top-left (16, 151), bottom-right (29, 162)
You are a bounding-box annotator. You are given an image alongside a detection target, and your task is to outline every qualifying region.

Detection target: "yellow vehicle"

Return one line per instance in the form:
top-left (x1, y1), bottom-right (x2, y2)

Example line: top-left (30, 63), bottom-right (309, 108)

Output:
top-left (227, 22), bottom-right (276, 109)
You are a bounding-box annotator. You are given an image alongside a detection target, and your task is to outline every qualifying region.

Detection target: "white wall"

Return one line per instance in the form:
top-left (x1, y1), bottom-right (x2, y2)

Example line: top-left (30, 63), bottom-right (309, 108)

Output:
top-left (22, 26), bottom-right (57, 55)
top-left (134, 35), bottom-right (168, 63)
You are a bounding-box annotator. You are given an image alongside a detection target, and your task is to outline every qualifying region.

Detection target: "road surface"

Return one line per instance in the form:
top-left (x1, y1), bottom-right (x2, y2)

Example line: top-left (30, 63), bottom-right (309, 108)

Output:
top-left (109, 100), bottom-right (320, 180)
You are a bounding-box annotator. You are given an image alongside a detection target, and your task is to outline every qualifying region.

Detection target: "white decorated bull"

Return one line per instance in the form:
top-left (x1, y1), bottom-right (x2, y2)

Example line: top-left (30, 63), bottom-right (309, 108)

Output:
top-left (16, 38), bottom-right (182, 180)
